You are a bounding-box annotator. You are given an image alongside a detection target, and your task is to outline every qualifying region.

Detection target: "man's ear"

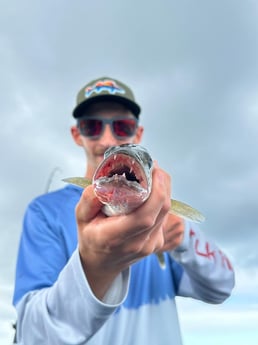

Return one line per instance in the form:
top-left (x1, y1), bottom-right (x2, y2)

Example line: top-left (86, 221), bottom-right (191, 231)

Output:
top-left (134, 125), bottom-right (144, 144)
top-left (71, 126), bottom-right (83, 146)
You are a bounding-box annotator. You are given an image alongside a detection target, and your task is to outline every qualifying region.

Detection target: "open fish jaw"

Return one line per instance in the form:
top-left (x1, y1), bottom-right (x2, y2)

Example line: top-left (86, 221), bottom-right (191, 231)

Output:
top-left (95, 175), bottom-right (149, 216)
top-left (94, 153), bottom-right (149, 190)
top-left (93, 149), bottom-right (151, 215)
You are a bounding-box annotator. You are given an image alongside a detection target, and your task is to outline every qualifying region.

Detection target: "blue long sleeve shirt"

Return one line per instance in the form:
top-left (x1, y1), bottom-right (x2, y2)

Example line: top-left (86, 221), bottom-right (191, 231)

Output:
top-left (13, 185), bottom-right (235, 344)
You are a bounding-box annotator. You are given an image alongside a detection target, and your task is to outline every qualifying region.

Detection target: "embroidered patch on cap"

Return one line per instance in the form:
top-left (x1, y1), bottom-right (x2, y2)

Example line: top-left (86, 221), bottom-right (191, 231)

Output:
top-left (85, 80), bottom-right (126, 98)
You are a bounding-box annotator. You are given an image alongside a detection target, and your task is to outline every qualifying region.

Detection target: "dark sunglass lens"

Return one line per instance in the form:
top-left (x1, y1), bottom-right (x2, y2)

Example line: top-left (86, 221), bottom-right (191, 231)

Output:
top-left (113, 119), bottom-right (137, 137)
top-left (79, 119), bottom-right (102, 137)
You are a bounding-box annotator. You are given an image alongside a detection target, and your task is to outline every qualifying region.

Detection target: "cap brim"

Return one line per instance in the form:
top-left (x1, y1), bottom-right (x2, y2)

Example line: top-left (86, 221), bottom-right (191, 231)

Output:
top-left (73, 95), bottom-right (141, 118)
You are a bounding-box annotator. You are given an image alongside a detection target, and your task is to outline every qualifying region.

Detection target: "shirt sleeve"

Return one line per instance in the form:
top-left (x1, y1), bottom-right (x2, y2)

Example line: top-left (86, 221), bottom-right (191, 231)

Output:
top-left (170, 221), bottom-right (235, 303)
top-left (13, 198), bottom-right (130, 344)
top-left (16, 249), bottom-right (130, 344)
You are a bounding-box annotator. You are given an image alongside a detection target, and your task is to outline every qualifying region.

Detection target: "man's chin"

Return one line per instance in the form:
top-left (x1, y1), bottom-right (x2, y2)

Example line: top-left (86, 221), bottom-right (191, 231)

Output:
top-left (96, 155), bottom-right (105, 166)
top-left (94, 146), bottom-right (110, 156)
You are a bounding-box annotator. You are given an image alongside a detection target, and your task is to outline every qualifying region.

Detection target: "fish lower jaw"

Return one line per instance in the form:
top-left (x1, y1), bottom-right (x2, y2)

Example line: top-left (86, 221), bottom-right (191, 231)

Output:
top-left (101, 204), bottom-right (136, 216)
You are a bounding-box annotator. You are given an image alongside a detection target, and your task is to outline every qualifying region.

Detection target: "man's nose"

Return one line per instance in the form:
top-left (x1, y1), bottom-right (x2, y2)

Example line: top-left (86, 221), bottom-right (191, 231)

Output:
top-left (100, 123), bottom-right (118, 145)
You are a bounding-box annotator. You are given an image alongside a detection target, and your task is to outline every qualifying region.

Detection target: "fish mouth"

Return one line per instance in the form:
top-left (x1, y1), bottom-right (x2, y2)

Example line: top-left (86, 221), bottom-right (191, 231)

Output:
top-left (92, 144), bottom-right (153, 215)
top-left (93, 153), bottom-right (148, 189)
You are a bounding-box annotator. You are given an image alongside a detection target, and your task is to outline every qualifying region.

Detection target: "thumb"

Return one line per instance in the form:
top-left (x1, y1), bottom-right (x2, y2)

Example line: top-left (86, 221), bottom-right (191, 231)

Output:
top-left (76, 185), bottom-right (103, 223)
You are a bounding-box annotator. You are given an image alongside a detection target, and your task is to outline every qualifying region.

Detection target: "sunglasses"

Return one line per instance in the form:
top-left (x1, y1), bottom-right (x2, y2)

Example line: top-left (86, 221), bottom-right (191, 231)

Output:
top-left (77, 116), bottom-right (139, 140)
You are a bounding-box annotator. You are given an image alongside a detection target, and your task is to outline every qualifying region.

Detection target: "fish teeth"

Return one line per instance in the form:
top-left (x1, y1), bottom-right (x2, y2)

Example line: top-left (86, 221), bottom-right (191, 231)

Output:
top-left (114, 154), bottom-right (117, 160)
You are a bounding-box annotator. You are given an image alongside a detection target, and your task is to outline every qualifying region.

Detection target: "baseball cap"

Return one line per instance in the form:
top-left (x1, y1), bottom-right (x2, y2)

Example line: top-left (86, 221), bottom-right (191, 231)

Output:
top-left (72, 77), bottom-right (141, 118)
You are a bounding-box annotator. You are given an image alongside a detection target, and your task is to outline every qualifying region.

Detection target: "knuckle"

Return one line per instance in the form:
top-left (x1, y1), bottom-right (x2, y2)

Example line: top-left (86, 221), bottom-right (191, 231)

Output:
top-left (163, 198), bottom-right (171, 213)
top-left (139, 215), bottom-right (156, 229)
top-left (140, 243), bottom-right (153, 257)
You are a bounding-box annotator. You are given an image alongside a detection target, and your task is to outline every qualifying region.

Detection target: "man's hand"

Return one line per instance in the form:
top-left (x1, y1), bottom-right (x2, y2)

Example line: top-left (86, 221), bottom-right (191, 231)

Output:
top-left (76, 166), bottom-right (171, 300)
top-left (158, 213), bottom-right (185, 252)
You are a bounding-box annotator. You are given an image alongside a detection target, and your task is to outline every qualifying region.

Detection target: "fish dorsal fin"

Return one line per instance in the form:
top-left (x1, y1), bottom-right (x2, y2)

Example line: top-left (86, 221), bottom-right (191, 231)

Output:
top-left (170, 199), bottom-right (205, 223)
top-left (62, 177), bottom-right (92, 188)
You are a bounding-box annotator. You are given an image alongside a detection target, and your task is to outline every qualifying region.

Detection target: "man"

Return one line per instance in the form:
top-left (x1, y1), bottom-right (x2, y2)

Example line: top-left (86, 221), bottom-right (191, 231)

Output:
top-left (13, 77), bottom-right (235, 344)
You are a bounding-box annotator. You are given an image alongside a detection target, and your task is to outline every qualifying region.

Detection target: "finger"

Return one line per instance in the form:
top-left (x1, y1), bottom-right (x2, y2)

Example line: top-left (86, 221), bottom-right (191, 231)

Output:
top-left (148, 167), bottom-right (171, 224)
top-left (159, 214), bottom-right (185, 251)
top-left (114, 167), bottom-right (171, 241)
top-left (141, 222), bottom-right (166, 255)
top-left (129, 167), bottom-right (171, 232)
top-left (117, 219), bottom-right (166, 265)
top-left (76, 185), bottom-right (103, 223)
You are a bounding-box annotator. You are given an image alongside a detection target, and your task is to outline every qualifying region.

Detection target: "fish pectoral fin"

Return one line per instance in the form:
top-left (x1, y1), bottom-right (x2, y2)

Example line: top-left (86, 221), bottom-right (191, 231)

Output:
top-left (62, 177), bottom-right (92, 189)
top-left (170, 199), bottom-right (205, 223)
top-left (156, 253), bottom-right (166, 269)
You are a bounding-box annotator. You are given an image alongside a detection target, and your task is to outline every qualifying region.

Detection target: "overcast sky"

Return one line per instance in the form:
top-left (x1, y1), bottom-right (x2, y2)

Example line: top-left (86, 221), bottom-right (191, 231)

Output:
top-left (1, 1), bottom-right (258, 343)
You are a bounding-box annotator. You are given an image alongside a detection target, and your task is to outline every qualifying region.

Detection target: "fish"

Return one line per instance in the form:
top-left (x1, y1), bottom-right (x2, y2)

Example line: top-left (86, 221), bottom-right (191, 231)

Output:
top-left (63, 144), bottom-right (205, 268)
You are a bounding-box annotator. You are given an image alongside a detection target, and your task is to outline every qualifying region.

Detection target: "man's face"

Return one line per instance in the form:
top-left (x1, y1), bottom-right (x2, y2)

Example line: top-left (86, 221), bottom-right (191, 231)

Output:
top-left (71, 102), bottom-right (144, 178)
